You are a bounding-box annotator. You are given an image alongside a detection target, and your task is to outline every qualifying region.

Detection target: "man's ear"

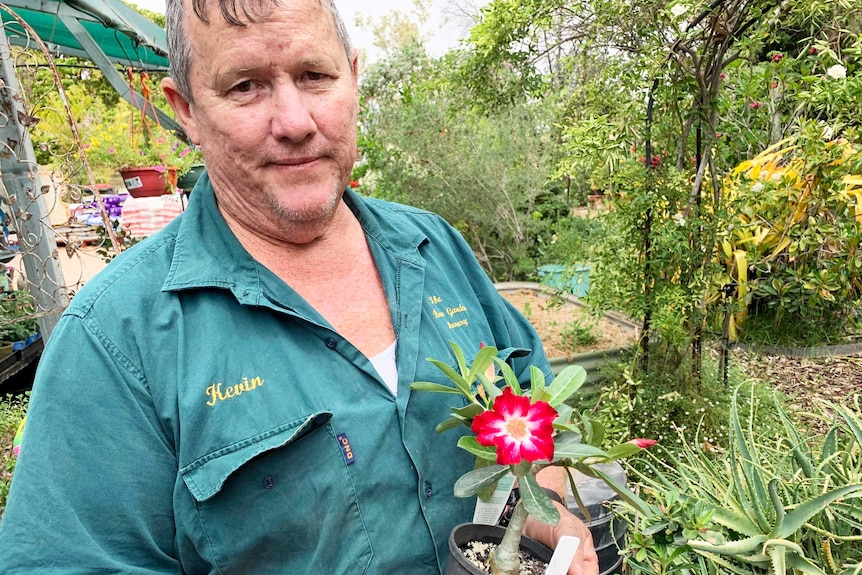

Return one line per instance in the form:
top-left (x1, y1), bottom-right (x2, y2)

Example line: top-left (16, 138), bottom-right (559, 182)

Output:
top-left (162, 77), bottom-right (200, 144)
top-left (351, 49), bottom-right (359, 91)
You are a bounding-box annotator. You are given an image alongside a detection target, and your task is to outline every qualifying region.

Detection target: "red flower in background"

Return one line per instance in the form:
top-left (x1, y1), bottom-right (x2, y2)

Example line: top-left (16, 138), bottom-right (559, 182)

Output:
top-left (472, 387), bottom-right (557, 465)
top-left (349, 180), bottom-right (360, 188)
top-left (772, 53), bottom-right (783, 63)
top-left (749, 101), bottom-right (763, 109)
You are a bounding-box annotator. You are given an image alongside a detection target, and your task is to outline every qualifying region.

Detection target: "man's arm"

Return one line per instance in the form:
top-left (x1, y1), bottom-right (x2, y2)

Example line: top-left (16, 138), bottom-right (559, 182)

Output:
top-left (0, 316), bottom-right (181, 573)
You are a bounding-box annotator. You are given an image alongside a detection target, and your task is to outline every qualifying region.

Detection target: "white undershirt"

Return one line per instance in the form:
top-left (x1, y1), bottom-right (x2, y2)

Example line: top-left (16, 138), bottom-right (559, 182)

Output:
top-left (369, 340), bottom-right (398, 395)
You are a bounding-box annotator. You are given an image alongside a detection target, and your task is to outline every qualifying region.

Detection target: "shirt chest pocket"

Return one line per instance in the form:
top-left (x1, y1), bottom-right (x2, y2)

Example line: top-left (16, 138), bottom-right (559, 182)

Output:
top-left (180, 412), bottom-right (372, 575)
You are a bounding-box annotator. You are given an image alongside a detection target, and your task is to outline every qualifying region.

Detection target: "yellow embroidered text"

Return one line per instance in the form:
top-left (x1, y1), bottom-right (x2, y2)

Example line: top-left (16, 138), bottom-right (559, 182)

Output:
top-left (428, 295), bottom-right (470, 330)
top-left (206, 377), bottom-right (265, 406)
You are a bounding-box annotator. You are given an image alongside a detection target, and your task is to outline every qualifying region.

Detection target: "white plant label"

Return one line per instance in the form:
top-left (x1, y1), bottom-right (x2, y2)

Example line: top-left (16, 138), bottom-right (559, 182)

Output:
top-left (546, 535), bottom-right (581, 575)
top-left (472, 475), bottom-right (515, 525)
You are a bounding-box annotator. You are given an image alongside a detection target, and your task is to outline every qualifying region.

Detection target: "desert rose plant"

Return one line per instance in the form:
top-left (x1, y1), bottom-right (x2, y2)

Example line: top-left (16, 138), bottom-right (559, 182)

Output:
top-left (411, 341), bottom-right (654, 575)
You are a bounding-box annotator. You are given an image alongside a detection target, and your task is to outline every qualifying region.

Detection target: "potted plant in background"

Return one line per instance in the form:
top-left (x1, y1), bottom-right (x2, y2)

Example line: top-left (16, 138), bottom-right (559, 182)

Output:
top-left (412, 342), bottom-right (654, 575)
top-left (83, 111), bottom-right (203, 197)
top-left (0, 290), bottom-right (40, 357)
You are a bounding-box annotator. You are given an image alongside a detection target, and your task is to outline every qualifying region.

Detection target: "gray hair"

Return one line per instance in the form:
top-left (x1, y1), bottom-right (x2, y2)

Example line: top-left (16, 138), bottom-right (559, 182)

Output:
top-left (165, 0), bottom-right (353, 103)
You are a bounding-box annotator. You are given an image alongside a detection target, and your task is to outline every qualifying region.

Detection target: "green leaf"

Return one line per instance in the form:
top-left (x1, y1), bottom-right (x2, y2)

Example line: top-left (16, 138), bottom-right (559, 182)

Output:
top-left (435, 416), bottom-right (467, 433)
top-left (528, 366), bottom-right (547, 402)
top-left (729, 386), bottom-right (771, 532)
top-left (578, 462), bottom-right (651, 516)
top-left (553, 403), bottom-right (573, 427)
top-left (775, 397), bottom-right (814, 479)
top-left (468, 345), bottom-right (498, 382)
top-left (493, 357), bottom-right (522, 393)
top-left (829, 401), bottom-right (862, 449)
top-left (707, 505), bottom-right (763, 537)
top-left (581, 413), bottom-right (604, 446)
top-left (605, 442), bottom-right (641, 460)
top-left (410, 381), bottom-right (461, 394)
top-left (520, 473), bottom-right (560, 526)
top-left (481, 379), bottom-right (502, 403)
top-left (428, 358), bottom-right (472, 397)
top-left (686, 534), bottom-right (768, 556)
top-left (452, 403), bottom-right (484, 420)
top-left (544, 365), bottom-right (586, 407)
top-left (454, 464), bottom-right (510, 498)
top-left (451, 341), bottom-right (468, 379)
top-left (773, 483), bottom-right (862, 539)
top-left (770, 542), bottom-right (786, 575)
top-left (457, 436), bottom-right (498, 461)
top-left (553, 441), bottom-right (608, 461)
top-left (783, 550), bottom-right (828, 574)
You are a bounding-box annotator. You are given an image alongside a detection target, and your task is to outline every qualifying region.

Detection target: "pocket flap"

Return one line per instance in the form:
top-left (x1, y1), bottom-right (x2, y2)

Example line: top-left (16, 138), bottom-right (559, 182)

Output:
top-left (181, 411), bottom-right (332, 502)
top-left (497, 346), bottom-right (530, 361)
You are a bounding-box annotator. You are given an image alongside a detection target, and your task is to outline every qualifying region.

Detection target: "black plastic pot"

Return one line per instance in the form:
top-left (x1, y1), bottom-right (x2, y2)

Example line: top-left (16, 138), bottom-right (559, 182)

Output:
top-left (567, 462), bottom-right (627, 575)
top-left (445, 523), bottom-right (552, 575)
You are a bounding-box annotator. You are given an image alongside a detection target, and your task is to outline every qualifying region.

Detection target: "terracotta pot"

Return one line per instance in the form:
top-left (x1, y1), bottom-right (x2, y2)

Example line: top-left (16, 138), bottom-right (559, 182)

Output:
top-left (445, 523), bottom-right (552, 575)
top-left (120, 166), bottom-right (178, 198)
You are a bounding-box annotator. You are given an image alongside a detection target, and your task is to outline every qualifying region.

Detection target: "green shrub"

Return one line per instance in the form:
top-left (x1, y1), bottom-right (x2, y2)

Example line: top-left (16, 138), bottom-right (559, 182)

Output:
top-left (572, 350), bottom-right (783, 451)
top-left (0, 291), bottom-right (39, 343)
top-left (1, 392), bottom-right (28, 515)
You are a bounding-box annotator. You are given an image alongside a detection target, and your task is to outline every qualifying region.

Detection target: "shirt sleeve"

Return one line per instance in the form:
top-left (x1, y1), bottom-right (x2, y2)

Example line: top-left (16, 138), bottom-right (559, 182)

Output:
top-left (0, 314), bottom-right (181, 574)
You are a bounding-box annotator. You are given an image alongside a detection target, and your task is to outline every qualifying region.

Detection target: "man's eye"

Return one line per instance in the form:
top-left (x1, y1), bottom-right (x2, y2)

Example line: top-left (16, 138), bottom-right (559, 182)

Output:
top-left (306, 71), bottom-right (327, 81)
top-left (233, 80), bottom-right (253, 93)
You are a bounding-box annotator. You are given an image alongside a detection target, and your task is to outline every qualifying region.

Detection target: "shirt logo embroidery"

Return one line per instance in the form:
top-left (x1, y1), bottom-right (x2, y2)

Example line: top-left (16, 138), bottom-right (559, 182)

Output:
top-left (428, 295), bottom-right (470, 330)
top-left (337, 433), bottom-right (355, 464)
top-left (206, 377), bottom-right (265, 406)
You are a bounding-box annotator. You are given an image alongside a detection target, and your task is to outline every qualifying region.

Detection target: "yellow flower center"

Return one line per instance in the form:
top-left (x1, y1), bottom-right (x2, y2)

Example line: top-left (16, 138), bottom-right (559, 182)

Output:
top-left (505, 417), bottom-right (528, 440)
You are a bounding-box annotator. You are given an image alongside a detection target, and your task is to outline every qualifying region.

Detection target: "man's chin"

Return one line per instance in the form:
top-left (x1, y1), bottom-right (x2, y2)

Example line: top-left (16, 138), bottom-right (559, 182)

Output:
top-left (265, 185), bottom-right (343, 224)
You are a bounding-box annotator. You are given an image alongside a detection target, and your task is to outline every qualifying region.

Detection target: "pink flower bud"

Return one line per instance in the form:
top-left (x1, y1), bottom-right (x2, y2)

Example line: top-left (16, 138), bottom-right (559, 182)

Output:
top-left (772, 53), bottom-right (783, 63)
top-left (627, 438), bottom-right (657, 449)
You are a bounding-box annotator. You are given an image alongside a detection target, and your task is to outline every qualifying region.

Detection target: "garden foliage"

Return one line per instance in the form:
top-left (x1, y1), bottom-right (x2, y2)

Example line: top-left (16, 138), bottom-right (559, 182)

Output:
top-left (0, 392), bottom-right (28, 516)
top-left (617, 389), bottom-right (862, 574)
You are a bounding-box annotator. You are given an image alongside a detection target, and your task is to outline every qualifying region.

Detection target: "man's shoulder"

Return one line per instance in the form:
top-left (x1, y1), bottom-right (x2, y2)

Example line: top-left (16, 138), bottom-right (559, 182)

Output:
top-left (65, 229), bottom-right (178, 319)
top-left (356, 195), bottom-right (460, 238)
top-left (360, 194), bottom-right (436, 219)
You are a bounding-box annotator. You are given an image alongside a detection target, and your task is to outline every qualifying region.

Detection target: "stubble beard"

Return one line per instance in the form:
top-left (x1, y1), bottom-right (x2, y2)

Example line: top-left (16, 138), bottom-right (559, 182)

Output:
top-left (263, 181), bottom-right (343, 225)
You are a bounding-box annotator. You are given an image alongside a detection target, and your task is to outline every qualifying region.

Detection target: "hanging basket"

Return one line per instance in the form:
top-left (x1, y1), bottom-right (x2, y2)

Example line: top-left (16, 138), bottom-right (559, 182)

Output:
top-left (120, 166), bottom-right (178, 198)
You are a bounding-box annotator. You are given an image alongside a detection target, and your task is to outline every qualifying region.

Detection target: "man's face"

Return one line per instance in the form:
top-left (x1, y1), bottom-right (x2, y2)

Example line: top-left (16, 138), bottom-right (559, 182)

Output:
top-left (174, 0), bottom-right (359, 233)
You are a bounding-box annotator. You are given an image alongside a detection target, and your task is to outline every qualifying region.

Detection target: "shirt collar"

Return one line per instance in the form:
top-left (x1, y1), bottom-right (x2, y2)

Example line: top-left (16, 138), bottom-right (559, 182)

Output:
top-left (162, 175), bottom-right (427, 300)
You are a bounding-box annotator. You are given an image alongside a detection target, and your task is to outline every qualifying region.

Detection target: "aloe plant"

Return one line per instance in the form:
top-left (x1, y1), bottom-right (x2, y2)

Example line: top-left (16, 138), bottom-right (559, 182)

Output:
top-left (617, 387), bottom-right (862, 574)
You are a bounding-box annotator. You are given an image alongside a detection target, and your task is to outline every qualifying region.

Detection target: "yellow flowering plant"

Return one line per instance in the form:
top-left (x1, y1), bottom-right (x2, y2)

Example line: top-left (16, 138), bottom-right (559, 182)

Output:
top-left (82, 107), bottom-right (202, 182)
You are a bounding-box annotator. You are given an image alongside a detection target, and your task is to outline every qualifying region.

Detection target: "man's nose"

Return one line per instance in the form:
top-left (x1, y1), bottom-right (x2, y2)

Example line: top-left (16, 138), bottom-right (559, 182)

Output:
top-left (270, 82), bottom-right (317, 142)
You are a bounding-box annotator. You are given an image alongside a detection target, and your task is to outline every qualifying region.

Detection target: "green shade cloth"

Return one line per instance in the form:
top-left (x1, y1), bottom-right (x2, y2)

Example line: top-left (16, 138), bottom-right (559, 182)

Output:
top-left (1, 0), bottom-right (168, 70)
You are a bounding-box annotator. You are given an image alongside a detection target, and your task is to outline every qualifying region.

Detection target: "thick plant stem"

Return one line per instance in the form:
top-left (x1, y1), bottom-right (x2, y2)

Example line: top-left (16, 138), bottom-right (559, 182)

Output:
top-left (489, 500), bottom-right (527, 575)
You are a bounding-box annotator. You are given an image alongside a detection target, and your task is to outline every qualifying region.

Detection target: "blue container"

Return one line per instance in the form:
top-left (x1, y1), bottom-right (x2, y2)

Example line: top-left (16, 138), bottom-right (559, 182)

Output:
top-left (537, 264), bottom-right (590, 297)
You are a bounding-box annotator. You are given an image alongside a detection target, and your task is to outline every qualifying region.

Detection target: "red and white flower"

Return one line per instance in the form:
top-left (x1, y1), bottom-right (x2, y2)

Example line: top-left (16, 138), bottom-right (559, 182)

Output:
top-left (472, 387), bottom-right (557, 465)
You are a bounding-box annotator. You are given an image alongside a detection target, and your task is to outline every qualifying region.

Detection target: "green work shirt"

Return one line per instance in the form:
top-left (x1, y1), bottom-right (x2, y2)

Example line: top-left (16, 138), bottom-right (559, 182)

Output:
top-left (0, 176), bottom-right (551, 574)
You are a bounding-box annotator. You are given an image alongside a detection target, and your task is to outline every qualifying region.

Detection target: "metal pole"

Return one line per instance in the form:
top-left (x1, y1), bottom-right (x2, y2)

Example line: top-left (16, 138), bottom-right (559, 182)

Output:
top-left (0, 24), bottom-right (69, 340)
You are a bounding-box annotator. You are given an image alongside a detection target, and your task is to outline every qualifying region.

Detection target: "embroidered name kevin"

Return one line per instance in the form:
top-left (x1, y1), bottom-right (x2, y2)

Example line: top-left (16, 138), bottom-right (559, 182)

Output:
top-left (206, 377), bottom-right (265, 406)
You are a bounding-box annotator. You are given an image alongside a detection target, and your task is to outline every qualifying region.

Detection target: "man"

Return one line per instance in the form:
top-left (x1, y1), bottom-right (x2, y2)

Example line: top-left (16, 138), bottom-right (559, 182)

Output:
top-left (0, 0), bottom-right (599, 573)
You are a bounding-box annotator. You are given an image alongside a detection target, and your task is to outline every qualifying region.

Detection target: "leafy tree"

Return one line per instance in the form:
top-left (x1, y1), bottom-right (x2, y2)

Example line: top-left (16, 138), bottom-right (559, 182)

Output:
top-left (358, 46), bottom-right (562, 281)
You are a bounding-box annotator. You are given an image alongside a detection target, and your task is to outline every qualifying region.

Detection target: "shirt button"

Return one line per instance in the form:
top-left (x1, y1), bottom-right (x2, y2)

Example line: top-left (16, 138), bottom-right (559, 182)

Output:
top-left (263, 475), bottom-right (277, 489)
top-left (325, 338), bottom-right (337, 350)
top-left (423, 480), bottom-right (433, 498)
